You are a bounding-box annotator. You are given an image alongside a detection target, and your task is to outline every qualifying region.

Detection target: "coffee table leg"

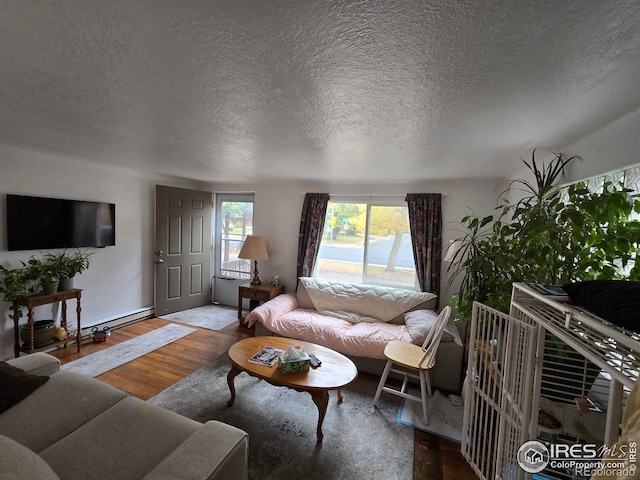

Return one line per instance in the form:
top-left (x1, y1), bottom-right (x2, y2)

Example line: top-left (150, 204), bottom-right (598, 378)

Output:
top-left (337, 388), bottom-right (344, 403)
top-left (309, 389), bottom-right (329, 442)
top-left (227, 365), bottom-right (241, 406)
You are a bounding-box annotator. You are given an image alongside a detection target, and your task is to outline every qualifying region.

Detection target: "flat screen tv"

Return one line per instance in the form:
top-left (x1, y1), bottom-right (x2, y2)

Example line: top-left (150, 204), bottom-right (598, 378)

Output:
top-left (6, 194), bottom-right (116, 251)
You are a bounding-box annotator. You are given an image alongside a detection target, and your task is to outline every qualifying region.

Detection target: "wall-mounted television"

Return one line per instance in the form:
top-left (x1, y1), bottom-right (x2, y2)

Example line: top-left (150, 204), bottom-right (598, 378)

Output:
top-left (6, 194), bottom-right (116, 251)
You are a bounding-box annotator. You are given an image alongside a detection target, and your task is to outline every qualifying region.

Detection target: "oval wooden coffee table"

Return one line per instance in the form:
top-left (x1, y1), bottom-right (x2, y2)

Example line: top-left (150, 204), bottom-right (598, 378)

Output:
top-left (227, 336), bottom-right (358, 442)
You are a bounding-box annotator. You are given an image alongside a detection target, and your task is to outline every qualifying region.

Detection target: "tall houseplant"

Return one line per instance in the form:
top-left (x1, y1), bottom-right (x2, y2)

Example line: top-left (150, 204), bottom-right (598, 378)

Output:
top-left (447, 150), bottom-right (640, 323)
top-left (448, 150), bottom-right (640, 403)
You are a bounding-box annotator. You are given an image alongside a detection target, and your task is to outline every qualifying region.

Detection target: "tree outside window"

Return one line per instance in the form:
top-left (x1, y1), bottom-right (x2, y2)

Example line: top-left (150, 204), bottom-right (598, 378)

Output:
top-left (315, 201), bottom-right (417, 289)
top-left (219, 201), bottom-right (253, 279)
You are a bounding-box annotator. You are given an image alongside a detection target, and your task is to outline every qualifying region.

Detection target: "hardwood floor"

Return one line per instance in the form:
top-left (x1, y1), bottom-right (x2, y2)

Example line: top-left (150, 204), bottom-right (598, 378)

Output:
top-left (49, 317), bottom-right (478, 480)
top-left (50, 317), bottom-right (252, 400)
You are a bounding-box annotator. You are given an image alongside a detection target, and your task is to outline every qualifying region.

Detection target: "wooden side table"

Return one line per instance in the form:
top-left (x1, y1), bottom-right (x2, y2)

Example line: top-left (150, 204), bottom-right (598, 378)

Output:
top-left (13, 289), bottom-right (82, 357)
top-left (237, 283), bottom-right (284, 326)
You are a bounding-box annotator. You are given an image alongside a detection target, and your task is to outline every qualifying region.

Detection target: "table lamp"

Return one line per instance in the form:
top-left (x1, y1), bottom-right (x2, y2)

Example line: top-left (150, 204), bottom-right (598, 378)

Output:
top-left (444, 239), bottom-right (464, 262)
top-left (238, 235), bottom-right (269, 285)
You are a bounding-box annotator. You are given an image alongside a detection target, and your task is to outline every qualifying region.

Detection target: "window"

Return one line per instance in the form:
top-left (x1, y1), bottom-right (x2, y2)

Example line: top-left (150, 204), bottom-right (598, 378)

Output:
top-left (217, 200), bottom-right (254, 280)
top-left (558, 163), bottom-right (640, 277)
top-left (314, 199), bottom-right (417, 289)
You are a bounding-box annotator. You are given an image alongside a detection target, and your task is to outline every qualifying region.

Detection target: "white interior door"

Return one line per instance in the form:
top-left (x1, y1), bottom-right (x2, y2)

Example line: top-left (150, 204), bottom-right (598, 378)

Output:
top-left (155, 185), bottom-right (213, 315)
top-left (213, 194), bottom-right (254, 307)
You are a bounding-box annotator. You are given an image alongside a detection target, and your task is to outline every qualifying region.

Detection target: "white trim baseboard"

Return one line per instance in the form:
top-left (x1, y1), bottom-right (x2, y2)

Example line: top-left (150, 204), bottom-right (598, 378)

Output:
top-left (79, 306), bottom-right (155, 337)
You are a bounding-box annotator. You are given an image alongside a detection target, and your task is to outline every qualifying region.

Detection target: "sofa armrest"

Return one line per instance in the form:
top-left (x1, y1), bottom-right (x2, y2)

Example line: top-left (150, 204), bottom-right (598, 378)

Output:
top-left (6, 353), bottom-right (61, 376)
top-left (142, 421), bottom-right (248, 480)
top-left (244, 293), bottom-right (297, 327)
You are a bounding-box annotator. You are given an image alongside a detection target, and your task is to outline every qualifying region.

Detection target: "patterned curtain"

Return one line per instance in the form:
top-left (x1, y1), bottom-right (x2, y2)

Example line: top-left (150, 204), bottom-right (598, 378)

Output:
top-left (297, 193), bottom-right (330, 279)
top-left (405, 193), bottom-right (442, 301)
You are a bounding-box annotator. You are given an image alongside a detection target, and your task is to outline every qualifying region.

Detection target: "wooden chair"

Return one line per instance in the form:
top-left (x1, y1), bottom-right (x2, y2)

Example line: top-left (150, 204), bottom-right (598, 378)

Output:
top-left (373, 306), bottom-right (452, 425)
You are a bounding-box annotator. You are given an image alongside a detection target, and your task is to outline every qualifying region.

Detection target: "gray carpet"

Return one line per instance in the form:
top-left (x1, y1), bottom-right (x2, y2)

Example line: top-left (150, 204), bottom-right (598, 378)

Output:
top-left (159, 304), bottom-right (239, 331)
top-left (149, 356), bottom-right (413, 480)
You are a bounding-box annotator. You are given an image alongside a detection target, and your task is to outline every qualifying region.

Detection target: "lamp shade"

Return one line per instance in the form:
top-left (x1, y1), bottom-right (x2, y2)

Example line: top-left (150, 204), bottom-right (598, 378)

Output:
top-left (238, 235), bottom-right (269, 261)
top-left (444, 239), bottom-right (464, 262)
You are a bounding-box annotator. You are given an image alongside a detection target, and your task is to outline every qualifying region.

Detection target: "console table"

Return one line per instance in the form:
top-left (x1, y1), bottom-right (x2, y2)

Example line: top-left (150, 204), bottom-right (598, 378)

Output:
top-left (13, 288), bottom-right (82, 357)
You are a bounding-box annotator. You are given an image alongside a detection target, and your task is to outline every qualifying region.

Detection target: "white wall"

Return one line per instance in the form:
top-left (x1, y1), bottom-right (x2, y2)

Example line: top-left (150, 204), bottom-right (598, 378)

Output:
top-left (0, 145), bottom-right (197, 360)
top-left (563, 108), bottom-right (640, 182)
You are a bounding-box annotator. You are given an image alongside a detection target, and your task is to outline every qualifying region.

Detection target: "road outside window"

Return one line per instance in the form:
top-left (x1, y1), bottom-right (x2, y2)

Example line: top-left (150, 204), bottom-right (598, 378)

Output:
top-left (315, 202), bottom-right (418, 289)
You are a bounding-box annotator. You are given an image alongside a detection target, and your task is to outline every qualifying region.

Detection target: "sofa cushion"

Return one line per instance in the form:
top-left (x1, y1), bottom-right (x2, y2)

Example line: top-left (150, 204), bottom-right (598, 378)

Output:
top-left (265, 308), bottom-right (414, 359)
top-left (296, 279), bottom-right (437, 324)
top-left (0, 371), bottom-right (127, 453)
top-left (404, 310), bottom-right (454, 344)
top-left (0, 361), bottom-right (49, 413)
top-left (245, 293), bottom-right (298, 328)
top-left (298, 277), bottom-right (437, 323)
top-left (142, 421), bottom-right (248, 480)
top-left (40, 396), bottom-right (201, 480)
top-left (0, 433), bottom-right (60, 479)
top-left (389, 298), bottom-right (438, 323)
top-left (6, 352), bottom-right (61, 376)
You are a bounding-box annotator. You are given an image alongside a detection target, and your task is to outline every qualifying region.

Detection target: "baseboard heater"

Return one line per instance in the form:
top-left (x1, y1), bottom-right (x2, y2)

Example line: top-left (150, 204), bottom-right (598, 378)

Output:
top-left (79, 306), bottom-right (155, 338)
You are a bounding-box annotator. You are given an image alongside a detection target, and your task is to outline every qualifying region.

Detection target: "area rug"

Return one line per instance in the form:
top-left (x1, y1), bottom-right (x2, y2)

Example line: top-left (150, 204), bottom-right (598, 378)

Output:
top-left (149, 356), bottom-right (413, 480)
top-left (396, 389), bottom-right (464, 443)
top-left (159, 304), bottom-right (239, 331)
top-left (61, 324), bottom-right (196, 377)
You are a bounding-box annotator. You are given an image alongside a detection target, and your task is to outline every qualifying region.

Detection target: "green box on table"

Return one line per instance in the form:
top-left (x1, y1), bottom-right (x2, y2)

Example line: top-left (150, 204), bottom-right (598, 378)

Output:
top-left (278, 352), bottom-right (311, 374)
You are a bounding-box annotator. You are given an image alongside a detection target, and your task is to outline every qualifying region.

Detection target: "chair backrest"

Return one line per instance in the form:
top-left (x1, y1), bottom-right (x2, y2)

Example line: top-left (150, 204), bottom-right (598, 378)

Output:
top-left (418, 306), bottom-right (452, 368)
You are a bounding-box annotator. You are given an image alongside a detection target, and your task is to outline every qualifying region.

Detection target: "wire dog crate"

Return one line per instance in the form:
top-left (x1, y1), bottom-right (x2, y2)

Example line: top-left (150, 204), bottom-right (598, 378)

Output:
top-left (462, 283), bottom-right (640, 480)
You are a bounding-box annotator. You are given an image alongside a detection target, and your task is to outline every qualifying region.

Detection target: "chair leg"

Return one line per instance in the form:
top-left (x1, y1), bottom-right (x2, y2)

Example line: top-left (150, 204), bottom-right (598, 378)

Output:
top-left (374, 360), bottom-right (393, 405)
top-left (425, 370), bottom-right (432, 397)
top-left (419, 370), bottom-right (429, 425)
top-left (400, 372), bottom-right (409, 394)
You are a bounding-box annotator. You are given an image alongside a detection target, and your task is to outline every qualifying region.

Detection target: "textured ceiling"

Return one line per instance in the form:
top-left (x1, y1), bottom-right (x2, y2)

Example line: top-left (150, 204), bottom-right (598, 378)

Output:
top-left (1, 0), bottom-right (639, 183)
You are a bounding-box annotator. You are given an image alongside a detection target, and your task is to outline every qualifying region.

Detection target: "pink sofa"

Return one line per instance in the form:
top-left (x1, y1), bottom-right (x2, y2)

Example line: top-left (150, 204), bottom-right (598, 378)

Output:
top-left (245, 279), bottom-right (464, 393)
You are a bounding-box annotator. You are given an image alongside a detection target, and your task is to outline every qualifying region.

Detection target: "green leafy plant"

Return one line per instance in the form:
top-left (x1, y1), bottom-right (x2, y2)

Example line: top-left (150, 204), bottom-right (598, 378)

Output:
top-left (0, 259), bottom-right (42, 322)
top-left (447, 149), bottom-right (640, 323)
top-left (0, 250), bottom-right (94, 321)
top-left (0, 267), bottom-right (32, 302)
top-left (44, 249), bottom-right (93, 279)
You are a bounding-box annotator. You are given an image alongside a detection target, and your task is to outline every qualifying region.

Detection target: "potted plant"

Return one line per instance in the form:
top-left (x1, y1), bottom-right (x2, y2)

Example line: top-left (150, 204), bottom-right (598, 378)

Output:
top-left (21, 257), bottom-right (62, 295)
top-left (0, 260), bottom-right (41, 323)
top-left (44, 249), bottom-right (93, 290)
top-left (447, 149), bottom-right (640, 403)
top-left (40, 270), bottom-right (60, 295)
top-left (447, 149), bottom-right (640, 323)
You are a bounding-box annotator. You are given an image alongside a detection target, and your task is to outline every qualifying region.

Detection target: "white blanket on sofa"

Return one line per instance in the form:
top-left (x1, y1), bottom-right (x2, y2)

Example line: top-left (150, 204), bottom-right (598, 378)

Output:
top-left (298, 277), bottom-right (436, 323)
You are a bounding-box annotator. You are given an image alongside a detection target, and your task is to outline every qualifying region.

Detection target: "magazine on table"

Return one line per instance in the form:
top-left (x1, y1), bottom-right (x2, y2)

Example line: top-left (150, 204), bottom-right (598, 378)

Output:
top-left (248, 346), bottom-right (285, 366)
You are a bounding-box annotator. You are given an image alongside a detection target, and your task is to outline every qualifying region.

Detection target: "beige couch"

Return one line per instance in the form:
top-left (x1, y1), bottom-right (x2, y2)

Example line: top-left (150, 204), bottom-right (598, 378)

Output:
top-left (248, 279), bottom-right (465, 393)
top-left (0, 353), bottom-right (248, 480)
